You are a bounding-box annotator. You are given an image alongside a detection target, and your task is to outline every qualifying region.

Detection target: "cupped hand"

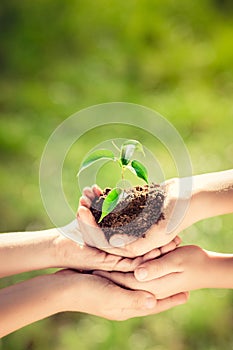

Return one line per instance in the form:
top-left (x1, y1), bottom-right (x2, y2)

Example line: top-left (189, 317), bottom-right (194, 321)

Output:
top-left (56, 269), bottom-right (188, 320)
top-left (54, 228), bottom-right (147, 273)
top-left (77, 180), bottom-right (189, 257)
top-left (94, 245), bottom-right (207, 299)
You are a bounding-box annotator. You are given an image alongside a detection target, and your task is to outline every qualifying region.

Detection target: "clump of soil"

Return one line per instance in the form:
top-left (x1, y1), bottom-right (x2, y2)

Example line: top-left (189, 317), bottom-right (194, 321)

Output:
top-left (90, 183), bottom-right (165, 242)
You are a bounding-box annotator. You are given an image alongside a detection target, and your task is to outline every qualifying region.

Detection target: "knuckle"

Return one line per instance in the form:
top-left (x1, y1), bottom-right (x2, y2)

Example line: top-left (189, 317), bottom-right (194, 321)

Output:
top-left (151, 261), bottom-right (163, 277)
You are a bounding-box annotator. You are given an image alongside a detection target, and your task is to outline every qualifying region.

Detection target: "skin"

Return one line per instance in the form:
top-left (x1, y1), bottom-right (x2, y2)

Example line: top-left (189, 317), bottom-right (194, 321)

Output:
top-left (1, 169), bottom-right (232, 336)
top-left (78, 169), bottom-right (233, 257)
top-left (94, 245), bottom-right (233, 299)
top-left (0, 229), bottom-right (144, 278)
top-left (0, 228), bottom-right (180, 279)
top-left (0, 267), bottom-right (188, 337)
top-left (0, 227), bottom-right (185, 337)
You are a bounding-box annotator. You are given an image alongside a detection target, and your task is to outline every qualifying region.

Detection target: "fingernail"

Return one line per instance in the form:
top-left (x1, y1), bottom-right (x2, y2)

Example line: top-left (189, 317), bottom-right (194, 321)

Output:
top-left (145, 297), bottom-right (156, 309)
top-left (136, 267), bottom-right (148, 281)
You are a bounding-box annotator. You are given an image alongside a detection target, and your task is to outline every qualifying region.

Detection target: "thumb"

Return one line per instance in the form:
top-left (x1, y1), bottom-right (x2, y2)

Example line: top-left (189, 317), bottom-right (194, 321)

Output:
top-left (77, 205), bottom-right (98, 228)
top-left (135, 251), bottom-right (180, 281)
top-left (115, 289), bottom-right (157, 317)
top-left (77, 206), bottom-right (109, 248)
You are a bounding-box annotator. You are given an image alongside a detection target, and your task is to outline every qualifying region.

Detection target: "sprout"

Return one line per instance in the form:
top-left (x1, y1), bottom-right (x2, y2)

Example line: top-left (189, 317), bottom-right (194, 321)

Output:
top-left (78, 140), bottom-right (148, 222)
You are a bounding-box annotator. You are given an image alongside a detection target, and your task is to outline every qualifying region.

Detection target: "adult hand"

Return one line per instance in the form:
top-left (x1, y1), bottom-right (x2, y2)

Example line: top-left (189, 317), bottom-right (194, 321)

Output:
top-left (56, 269), bottom-right (189, 320)
top-left (0, 268), bottom-right (188, 337)
top-left (56, 216), bottom-right (181, 272)
top-left (0, 226), bottom-right (147, 277)
top-left (54, 228), bottom-right (146, 273)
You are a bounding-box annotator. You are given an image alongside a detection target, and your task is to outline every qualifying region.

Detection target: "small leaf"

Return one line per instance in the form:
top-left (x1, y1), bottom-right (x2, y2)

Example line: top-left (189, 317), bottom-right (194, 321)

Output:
top-left (98, 187), bottom-right (123, 222)
top-left (130, 160), bottom-right (149, 184)
top-left (120, 140), bottom-right (144, 166)
top-left (78, 149), bottom-right (115, 175)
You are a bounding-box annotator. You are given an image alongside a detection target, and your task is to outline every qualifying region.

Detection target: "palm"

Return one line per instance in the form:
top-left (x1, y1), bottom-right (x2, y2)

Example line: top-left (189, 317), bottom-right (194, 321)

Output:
top-left (77, 179), bottom-right (190, 257)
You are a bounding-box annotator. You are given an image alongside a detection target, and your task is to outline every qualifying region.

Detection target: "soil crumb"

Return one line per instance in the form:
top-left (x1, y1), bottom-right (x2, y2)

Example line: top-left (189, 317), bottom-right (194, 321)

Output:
top-left (90, 183), bottom-right (165, 241)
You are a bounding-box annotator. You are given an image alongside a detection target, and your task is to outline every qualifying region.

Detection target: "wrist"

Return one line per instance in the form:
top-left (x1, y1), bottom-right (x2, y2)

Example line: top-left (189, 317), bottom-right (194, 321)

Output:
top-left (53, 220), bottom-right (86, 268)
top-left (204, 251), bottom-right (233, 289)
top-left (35, 273), bottom-right (66, 314)
top-left (54, 270), bottom-right (85, 313)
top-left (190, 170), bottom-right (233, 222)
top-left (53, 231), bottom-right (86, 270)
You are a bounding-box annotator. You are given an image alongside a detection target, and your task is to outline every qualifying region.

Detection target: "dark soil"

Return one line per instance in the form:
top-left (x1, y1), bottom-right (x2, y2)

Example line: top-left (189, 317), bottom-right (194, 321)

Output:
top-left (90, 183), bottom-right (165, 241)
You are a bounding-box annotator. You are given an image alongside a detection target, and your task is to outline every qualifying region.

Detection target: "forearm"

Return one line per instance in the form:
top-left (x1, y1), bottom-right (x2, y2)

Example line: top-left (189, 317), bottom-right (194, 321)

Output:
top-left (0, 225), bottom-right (141, 277)
top-left (0, 274), bottom-right (64, 337)
top-left (191, 169), bottom-right (233, 222)
top-left (0, 270), bottom-right (169, 337)
top-left (0, 229), bottom-right (60, 277)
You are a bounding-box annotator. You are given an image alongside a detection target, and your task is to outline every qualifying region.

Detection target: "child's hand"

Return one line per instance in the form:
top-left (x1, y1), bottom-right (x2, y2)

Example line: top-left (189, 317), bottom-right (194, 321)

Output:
top-left (134, 245), bottom-right (233, 292)
top-left (94, 245), bottom-right (233, 297)
top-left (93, 245), bottom-right (211, 298)
top-left (77, 183), bottom-right (183, 257)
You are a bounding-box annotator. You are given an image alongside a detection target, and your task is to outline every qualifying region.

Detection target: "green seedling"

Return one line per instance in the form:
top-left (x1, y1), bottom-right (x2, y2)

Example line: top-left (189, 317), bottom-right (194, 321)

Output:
top-left (78, 139), bottom-right (149, 222)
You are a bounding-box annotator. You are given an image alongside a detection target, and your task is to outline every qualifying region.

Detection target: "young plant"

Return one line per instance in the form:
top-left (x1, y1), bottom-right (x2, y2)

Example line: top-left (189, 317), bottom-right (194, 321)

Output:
top-left (78, 139), bottom-right (149, 222)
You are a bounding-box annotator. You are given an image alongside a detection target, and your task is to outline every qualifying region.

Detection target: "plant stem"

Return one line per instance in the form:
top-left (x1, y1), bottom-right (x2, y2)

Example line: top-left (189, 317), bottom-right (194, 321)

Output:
top-left (121, 166), bottom-right (125, 180)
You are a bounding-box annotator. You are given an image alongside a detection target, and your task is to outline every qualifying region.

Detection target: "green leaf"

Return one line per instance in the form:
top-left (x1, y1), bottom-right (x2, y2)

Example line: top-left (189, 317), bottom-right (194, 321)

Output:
top-left (120, 140), bottom-right (144, 166)
top-left (78, 149), bottom-right (115, 175)
top-left (130, 160), bottom-right (149, 184)
top-left (98, 187), bottom-right (123, 222)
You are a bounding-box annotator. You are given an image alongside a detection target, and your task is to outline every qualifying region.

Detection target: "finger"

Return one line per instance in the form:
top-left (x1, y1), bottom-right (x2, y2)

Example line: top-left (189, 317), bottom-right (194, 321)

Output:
top-left (79, 196), bottom-right (92, 208)
top-left (83, 187), bottom-right (96, 200)
top-left (142, 248), bottom-right (162, 262)
top-left (141, 236), bottom-right (181, 261)
top-left (159, 236), bottom-right (182, 255)
top-left (107, 255), bottom-right (145, 272)
top-left (123, 291), bottom-right (189, 319)
top-left (78, 205), bottom-right (98, 228)
top-left (78, 206), bottom-right (110, 248)
top-left (135, 251), bottom-right (182, 281)
top-left (92, 184), bottom-right (103, 197)
top-left (94, 269), bottom-right (188, 301)
top-left (159, 240), bottom-right (177, 255)
top-left (93, 270), bottom-right (137, 290)
top-left (106, 279), bottom-right (188, 319)
top-left (93, 273), bottom-right (188, 315)
top-left (78, 207), bottom-right (137, 255)
top-left (174, 236), bottom-right (182, 246)
top-left (113, 288), bottom-right (157, 316)
top-left (91, 251), bottom-right (144, 272)
top-left (94, 275), bottom-right (157, 316)
top-left (148, 292), bottom-right (188, 314)
top-left (125, 290), bottom-right (157, 312)
top-left (122, 291), bottom-right (188, 319)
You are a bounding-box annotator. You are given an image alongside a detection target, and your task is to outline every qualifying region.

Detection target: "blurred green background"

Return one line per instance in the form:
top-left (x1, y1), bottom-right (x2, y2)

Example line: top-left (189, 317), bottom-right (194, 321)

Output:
top-left (0, 0), bottom-right (232, 349)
